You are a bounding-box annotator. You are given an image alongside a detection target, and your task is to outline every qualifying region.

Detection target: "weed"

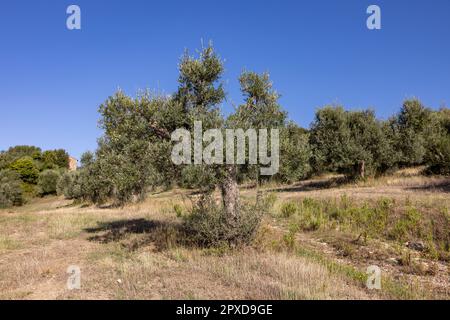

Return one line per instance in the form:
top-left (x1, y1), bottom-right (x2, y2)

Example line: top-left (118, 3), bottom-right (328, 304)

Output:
top-left (280, 201), bottom-right (297, 218)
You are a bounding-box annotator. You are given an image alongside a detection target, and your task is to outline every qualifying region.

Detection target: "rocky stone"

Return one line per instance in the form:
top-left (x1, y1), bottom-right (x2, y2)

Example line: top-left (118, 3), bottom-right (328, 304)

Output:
top-left (406, 241), bottom-right (425, 252)
top-left (386, 257), bottom-right (399, 265)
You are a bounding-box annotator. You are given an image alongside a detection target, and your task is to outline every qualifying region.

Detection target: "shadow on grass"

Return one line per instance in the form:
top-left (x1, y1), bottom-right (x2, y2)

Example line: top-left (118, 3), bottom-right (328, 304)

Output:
top-left (84, 218), bottom-right (183, 251)
top-left (406, 180), bottom-right (450, 193)
top-left (271, 177), bottom-right (349, 193)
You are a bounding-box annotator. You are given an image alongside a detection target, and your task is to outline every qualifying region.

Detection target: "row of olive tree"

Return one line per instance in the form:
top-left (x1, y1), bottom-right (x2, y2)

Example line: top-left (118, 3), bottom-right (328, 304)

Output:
top-left (309, 100), bottom-right (450, 179)
top-left (58, 45), bottom-right (450, 208)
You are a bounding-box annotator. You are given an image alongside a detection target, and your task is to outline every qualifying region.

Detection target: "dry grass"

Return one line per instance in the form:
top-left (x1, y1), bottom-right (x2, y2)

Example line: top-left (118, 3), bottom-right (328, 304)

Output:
top-left (0, 171), bottom-right (449, 300)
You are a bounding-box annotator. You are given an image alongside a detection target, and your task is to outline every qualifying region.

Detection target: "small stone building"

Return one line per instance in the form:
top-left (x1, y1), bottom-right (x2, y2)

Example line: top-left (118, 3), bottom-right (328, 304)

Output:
top-left (68, 156), bottom-right (78, 171)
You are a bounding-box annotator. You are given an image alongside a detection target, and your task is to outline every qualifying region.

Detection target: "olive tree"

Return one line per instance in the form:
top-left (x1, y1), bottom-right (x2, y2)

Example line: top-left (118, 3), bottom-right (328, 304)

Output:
top-left (0, 169), bottom-right (24, 207)
top-left (309, 106), bottom-right (394, 179)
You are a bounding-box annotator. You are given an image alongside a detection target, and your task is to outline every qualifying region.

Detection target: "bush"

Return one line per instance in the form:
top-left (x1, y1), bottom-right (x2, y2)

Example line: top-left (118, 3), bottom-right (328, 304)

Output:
top-left (37, 170), bottom-right (60, 195)
top-left (261, 192), bottom-right (278, 212)
top-left (173, 203), bottom-right (184, 217)
top-left (295, 198), bottom-right (325, 231)
top-left (389, 207), bottom-right (423, 242)
top-left (58, 169), bottom-right (99, 202)
top-left (280, 201), bottom-right (298, 218)
top-left (80, 157), bottom-right (114, 204)
top-left (426, 134), bottom-right (450, 175)
top-left (57, 172), bottom-right (72, 197)
top-left (21, 183), bottom-right (38, 198)
top-left (182, 195), bottom-right (264, 247)
top-left (0, 170), bottom-right (24, 207)
top-left (57, 170), bottom-right (85, 200)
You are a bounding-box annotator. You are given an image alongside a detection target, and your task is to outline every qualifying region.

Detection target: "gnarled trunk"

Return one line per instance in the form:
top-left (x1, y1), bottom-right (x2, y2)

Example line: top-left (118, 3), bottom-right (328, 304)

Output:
top-left (358, 160), bottom-right (365, 179)
top-left (220, 165), bottom-right (240, 224)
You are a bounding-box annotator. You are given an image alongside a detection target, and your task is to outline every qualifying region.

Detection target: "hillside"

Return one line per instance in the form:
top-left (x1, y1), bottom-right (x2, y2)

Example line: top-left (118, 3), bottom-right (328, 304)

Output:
top-left (0, 170), bottom-right (448, 300)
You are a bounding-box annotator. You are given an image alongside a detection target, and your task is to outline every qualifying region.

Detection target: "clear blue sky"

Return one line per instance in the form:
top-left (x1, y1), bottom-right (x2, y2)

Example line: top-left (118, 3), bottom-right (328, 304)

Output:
top-left (1, 0), bottom-right (449, 159)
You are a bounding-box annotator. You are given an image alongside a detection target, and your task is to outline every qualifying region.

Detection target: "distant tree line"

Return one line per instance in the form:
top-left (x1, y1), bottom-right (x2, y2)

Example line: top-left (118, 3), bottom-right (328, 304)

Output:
top-left (0, 146), bottom-right (69, 207)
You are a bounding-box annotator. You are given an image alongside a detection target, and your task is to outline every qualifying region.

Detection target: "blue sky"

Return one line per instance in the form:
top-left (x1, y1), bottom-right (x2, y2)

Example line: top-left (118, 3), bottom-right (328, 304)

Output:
top-left (1, 0), bottom-right (449, 159)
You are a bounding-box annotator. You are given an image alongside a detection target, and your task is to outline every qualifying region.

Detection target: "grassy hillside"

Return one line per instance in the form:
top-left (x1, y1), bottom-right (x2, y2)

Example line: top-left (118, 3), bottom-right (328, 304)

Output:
top-left (0, 170), bottom-right (448, 300)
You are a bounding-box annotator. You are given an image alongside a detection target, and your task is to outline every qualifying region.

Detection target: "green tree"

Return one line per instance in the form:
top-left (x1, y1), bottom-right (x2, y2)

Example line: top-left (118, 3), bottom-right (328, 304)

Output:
top-left (278, 122), bottom-right (311, 183)
top-left (390, 99), bottom-right (431, 166)
top-left (0, 169), bottom-right (24, 207)
top-left (424, 108), bottom-right (450, 175)
top-left (57, 171), bottom-right (74, 198)
top-left (309, 106), bottom-right (393, 179)
top-left (37, 170), bottom-right (60, 195)
top-left (0, 145), bottom-right (42, 170)
top-left (309, 106), bottom-right (352, 175)
top-left (346, 109), bottom-right (395, 177)
top-left (9, 156), bottom-right (39, 184)
top-left (80, 44), bottom-right (288, 245)
top-left (42, 149), bottom-right (69, 169)
top-left (96, 91), bottom-right (183, 204)
top-left (80, 151), bottom-right (95, 168)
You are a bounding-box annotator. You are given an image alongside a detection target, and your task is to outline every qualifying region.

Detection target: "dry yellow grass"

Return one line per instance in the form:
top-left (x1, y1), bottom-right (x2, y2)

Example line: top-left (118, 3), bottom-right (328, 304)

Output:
top-left (0, 172), bottom-right (448, 300)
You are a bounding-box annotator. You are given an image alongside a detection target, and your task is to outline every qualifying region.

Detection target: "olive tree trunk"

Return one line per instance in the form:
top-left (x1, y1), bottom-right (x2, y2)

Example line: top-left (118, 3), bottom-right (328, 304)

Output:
top-left (220, 165), bottom-right (240, 223)
top-left (359, 160), bottom-right (365, 179)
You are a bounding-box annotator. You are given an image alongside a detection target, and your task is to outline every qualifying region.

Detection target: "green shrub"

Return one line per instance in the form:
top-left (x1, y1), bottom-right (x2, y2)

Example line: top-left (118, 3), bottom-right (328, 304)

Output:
top-left (297, 198), bottom-right (326, 230)
top-left (74, 158), bottom-right (114, 204)
top-left (173, 203), bottom-right (184, 218)
top-left (20, 182), bottom-right (38, 198)
top-left (426, 134), bottom-right (450, 175)
top-left (182, 195), bottom-right (263, 247)
top-left (366, 198), bottom-right (391, 236)
top-left (57, 172), bottom-right (74, 197)
top-left (389, 207), bottom-right (423, 242)
top-left (37, 170), bottom-right (60, 196)
top-left (302, 214), bottom-right (324, 231)
top-left (57, 171), bottom-right (85, 199)
top-left (301, 197), bottom-right (322, 212)
top-left (280, 201), bottom-right (298, 218)
top-left (0, 170), bottom-right (24, 207)
top-left (259, 192), bottom-right (278, 214)
top-left (283, 231), bottom-right (296, 250)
